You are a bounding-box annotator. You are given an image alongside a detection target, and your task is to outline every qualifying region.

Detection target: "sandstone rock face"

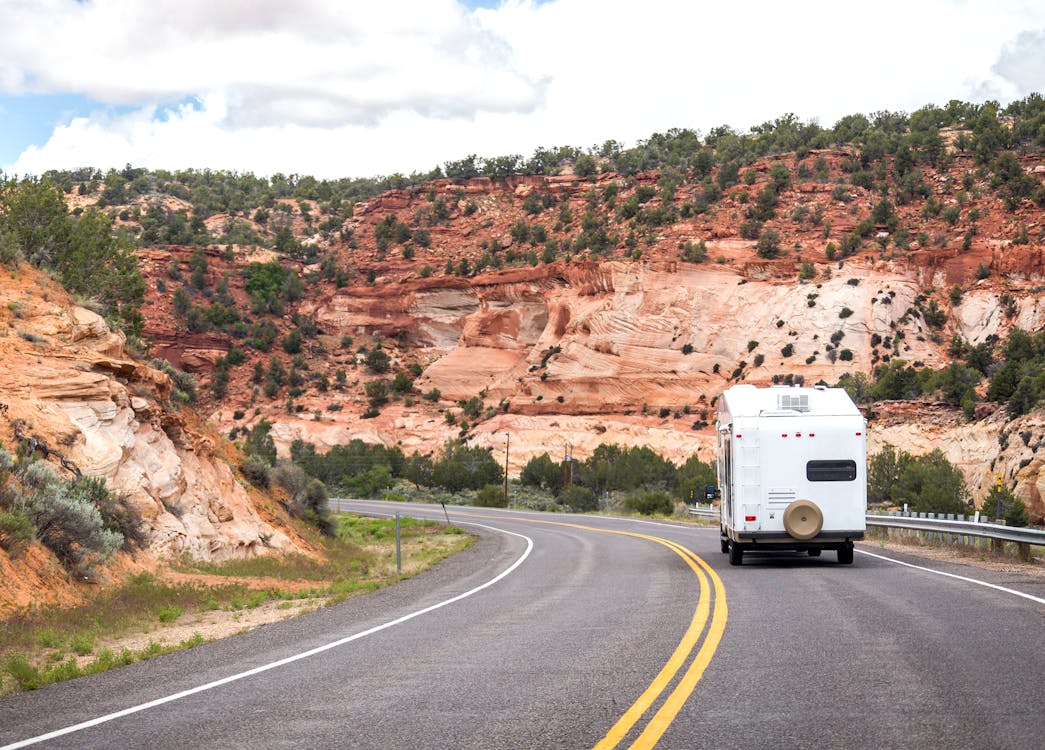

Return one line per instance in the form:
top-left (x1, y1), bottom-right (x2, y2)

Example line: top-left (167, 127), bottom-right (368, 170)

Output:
top-left (274, 251), bottom-right (1045, 521)
top-left (0, 283), bottom-right (302, 568)
top-left (119, 161), bottom-right (1045, 525)
top-left (871, 403), bottom-right (1045, 520)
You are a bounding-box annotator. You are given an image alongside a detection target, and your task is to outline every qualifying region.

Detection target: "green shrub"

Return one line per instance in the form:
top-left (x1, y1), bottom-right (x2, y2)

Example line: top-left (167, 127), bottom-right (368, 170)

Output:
top-left (868, 446), bottom-right (971, 514)
top-left (244, 419), bottom-right (277, 465)
top-left (624, 490), bottom-right (674, 516)
top-left (432, 441), bottom-right (503, 493)
top-left (157, 605), bottom-right (183, 623)
top-left (520, 453), bottom-right (562, 492)
top-left (70, 633), bottom-right (94, 656)
top-left (560, 485), bottom-right (597, 512)
top-left (4, 654), bottom-right (42, 691)
top-left (342, 466), bottom-right (393, 499)
top-left (282, 329), bottom-right (302, 354)
top-left (70, 475), bottom-right (146, 550)
top-left (0, 510), bottom-right (35, 556)
top-left (475, 484), bottom-right (507, 508)
top-left (922, 299), bottom-right (946, 328)
top-left (366, 347), bottom-right (391, 373)
top-left (149, 359), bottom-right (198, 404)
top-left (983, 484), bottom-right (1030, 526)
top-left (18, 463), bottom-right (123, 573)
top-left (240, 457), bottom-right (271, 489)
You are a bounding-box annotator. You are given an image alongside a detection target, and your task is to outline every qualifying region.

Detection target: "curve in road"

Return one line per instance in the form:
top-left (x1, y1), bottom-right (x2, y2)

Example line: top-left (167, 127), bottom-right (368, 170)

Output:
top-left (2, 500), bottom-right (1042, 749)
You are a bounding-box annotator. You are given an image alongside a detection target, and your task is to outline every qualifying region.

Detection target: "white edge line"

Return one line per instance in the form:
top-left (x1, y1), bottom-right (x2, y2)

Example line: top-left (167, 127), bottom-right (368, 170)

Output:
top-left (856, 548), bottom-right (1045, 605)
top-left (2, 522), bottom-right (534, 750)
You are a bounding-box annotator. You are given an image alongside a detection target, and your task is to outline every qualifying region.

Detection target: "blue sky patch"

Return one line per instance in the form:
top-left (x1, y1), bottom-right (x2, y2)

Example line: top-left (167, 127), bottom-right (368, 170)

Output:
top-left (0, 93), bottom-right (99, 168)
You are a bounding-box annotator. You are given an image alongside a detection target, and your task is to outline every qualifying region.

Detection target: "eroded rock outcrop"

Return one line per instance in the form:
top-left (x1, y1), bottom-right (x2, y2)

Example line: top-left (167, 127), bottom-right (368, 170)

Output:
top-left (0, 276), bottom-right (304, 584)
top-left (871, 402), bottom-right (1045, 521)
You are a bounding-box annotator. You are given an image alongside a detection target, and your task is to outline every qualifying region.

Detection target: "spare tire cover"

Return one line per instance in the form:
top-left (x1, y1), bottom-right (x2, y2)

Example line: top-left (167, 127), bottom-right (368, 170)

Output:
top-left (783, 499), bottom-right (823, 540)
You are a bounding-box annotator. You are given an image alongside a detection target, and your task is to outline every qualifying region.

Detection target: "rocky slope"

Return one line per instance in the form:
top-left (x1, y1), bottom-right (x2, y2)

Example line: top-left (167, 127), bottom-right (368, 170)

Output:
top-left (0, 271), bottom-right (308, 611)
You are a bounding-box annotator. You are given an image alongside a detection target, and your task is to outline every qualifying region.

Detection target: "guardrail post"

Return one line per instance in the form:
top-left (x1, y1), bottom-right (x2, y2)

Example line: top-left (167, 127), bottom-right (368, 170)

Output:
top-left (395, 511), bottom-right (402, 576)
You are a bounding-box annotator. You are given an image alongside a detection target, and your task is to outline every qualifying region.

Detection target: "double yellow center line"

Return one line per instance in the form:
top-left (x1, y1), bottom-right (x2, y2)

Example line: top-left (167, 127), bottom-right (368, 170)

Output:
top-left (590, 527), bottom-right (727, 749)
top-left (456, 512), bottom-right (728, 749)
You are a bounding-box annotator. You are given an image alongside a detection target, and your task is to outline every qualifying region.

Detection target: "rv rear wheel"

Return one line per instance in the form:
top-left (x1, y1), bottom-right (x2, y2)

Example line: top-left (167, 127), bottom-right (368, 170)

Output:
top-left (728, 542), bottom-right (744, 566)
top-left (720, 536), bottom-right (730, 553)
top-left (783, 499), bottom-right (823, 541)
top-left (838, 543), bottom-right (854, 565)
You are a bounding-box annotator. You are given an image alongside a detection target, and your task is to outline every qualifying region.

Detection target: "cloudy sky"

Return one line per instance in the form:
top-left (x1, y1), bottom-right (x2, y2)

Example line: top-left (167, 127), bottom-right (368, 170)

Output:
top-left (1, 0), bottom-right (1044, 180)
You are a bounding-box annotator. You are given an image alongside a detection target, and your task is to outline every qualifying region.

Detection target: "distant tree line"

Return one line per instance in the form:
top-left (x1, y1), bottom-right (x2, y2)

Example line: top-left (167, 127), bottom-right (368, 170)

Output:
top-left (30, 94), bottom-right (1045, 256)
top-left (519, 445), bottom-right (715, 514)
top-left (237, 429), bottom-right (717, 519)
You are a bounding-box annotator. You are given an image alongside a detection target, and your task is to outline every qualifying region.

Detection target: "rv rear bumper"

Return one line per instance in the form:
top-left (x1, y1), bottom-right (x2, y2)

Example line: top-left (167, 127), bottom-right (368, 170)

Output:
top-left (732, 530), bottom-right (865, 544)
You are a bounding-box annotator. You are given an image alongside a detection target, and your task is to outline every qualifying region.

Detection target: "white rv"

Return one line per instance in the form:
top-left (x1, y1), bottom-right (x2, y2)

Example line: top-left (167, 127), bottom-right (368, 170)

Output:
top-left (716, 384), bottom-right (867, 565)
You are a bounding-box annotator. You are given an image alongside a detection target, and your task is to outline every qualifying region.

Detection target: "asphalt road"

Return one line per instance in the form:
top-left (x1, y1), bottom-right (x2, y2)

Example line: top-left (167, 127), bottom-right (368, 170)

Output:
top-left (1, 500), bottom-right (1042, 749)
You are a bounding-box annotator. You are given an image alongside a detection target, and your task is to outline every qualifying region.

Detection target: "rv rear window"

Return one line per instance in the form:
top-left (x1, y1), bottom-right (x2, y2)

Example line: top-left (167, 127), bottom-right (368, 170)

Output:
top-left (806, 460), bottom-right (857, 482)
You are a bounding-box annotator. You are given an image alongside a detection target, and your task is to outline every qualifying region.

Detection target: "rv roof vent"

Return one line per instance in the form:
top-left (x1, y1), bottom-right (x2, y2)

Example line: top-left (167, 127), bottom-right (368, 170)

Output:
top-left (778, 393), bottom-right (810, 412)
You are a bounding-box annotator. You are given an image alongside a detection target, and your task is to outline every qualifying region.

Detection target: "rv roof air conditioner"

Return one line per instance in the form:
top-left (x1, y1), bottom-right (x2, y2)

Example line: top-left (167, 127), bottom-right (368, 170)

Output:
top-left (777, 393), bottom-right (810, 412)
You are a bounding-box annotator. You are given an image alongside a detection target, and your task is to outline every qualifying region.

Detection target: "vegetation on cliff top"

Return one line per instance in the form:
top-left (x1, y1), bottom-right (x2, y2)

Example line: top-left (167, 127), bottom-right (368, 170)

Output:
top-left (0, 178), bottom-right (145, 338)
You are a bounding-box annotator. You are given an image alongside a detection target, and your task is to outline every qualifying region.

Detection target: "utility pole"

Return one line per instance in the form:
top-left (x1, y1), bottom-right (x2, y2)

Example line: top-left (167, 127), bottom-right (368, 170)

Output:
top-left (563, 441), bottom-right (572, 491)
top-left (503, 432), bottom-right (510, 509)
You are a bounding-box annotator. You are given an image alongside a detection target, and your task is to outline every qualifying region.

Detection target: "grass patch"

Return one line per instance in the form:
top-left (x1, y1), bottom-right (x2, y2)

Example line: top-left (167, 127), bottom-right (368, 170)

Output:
top-left (1, 572), bottom-right (252, 652)
top-left (2, 635), bottom-right (207, 694)
top-left (178, 551), bottom-right (344, 582)
top-left (1, 515), bottom-right (473, 696)
top-left (36, 628), bottom-right (62, 649)
top-left (157, 605), bottom-right (183, 623)
top-left (178, 515), bottom-right (469, 590)
top-left (69, 633), bottom-right (94, 656)
top-left (867, 527), bottom-right (1045, 564)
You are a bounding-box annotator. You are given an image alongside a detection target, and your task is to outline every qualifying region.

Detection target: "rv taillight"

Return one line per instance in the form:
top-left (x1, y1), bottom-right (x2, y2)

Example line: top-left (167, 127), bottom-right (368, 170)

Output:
top-left (856, 432), bottom-right (862, 436)
top-left (781, 433), bottom-right (788, 438)
top-left (809, 433), bottom-right (815, 437)
top-left (796, 432), bottom-right (802, 437)
top-left (745, 515), bottom-right (757, 522)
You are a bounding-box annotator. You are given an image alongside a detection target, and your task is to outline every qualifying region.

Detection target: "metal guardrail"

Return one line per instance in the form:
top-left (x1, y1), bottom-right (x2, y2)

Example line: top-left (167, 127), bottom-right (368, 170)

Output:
top-left (688, 505), bottom-right (1044, 558)
top-left (688, 504), bottom-right (718, 519)
top-left (865, 513), bottom-right (1045, 546)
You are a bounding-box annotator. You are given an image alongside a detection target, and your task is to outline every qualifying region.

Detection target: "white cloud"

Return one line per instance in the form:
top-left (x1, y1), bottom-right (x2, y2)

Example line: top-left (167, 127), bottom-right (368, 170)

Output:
top-left (0, 0), bottom-right (545, 125)
top-left (991, 29), bottom-right (1045, 96)
top-left (3, 0), bottom-right (1045, 178)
